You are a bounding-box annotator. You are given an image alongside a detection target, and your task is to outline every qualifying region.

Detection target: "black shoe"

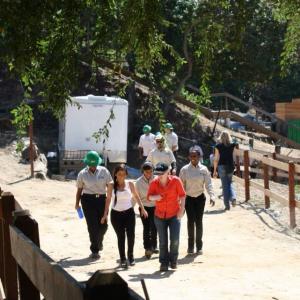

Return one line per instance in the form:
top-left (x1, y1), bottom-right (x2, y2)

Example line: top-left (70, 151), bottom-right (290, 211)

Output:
top-left (170, 262), bottom-right (177, 269)
top-left (145, 249), bottom-right (152, 259)
top-left (120, 259), bottom-right (128, 269)
top-left (89, 252), bottom-right (100, 260)
top-left (99, 243), bottom-right (103, 251)
top-left (160, 263), bottom-right (168, 272)
top-left (129, 257), bottom-right (136, 266)
top-left (187, 247), bottom-right (194, 255)
top-left (225, 206), bottom-right (230, 211)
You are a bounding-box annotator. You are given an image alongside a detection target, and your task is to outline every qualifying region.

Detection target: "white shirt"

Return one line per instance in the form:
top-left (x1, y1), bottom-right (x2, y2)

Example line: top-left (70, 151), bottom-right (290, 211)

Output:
top-left (165, 132), bottom-right (178, 151)
top-left (112, 181), bottom-right (133, 211)
top-left (138, 133), bottom-right (156, 157)
top-left (179, 163), bottom-right (215, 199)
top-left (76, 166), bottom-right (112, 194)
top-left (146, 147), bottom-right (176, 167)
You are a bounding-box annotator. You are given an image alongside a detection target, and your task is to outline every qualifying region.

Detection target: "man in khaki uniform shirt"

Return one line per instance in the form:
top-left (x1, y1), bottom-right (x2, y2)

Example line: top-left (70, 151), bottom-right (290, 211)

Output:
top-left (179, 145), bottom-right (215, 255)
top-left (75, 151), bottom-right (112, 259)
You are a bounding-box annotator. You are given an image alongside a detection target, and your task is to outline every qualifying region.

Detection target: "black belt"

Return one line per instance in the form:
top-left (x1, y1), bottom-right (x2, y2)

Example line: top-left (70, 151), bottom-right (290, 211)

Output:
top-left (82, 193), bottom-right (106, 198)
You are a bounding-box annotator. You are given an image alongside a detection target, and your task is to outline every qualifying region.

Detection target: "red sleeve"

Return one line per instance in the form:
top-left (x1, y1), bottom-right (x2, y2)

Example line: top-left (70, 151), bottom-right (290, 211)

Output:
top-left (175, 177), bottom-right (186, 197)
top-left (147, 180), bottom-right (158, 200)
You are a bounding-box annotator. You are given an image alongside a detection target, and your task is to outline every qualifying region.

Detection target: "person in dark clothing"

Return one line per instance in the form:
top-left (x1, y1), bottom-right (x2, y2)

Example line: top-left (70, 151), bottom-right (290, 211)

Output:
top-left (75, 151), bottom-right (112, 260)
top-left (135, 161), bottom-right (158, 259)
top-left (213, 131), bottom-right (238, 210)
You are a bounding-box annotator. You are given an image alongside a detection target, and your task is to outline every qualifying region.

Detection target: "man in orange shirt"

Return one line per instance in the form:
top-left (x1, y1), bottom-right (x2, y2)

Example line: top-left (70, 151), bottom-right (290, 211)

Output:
top-left (147, 162), bottom-right (186, 272)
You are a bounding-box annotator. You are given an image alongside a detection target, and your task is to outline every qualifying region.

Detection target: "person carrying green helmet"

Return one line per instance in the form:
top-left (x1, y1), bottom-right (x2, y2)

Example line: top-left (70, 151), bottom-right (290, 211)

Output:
top-left (75, 150), bottom-right (112, 260)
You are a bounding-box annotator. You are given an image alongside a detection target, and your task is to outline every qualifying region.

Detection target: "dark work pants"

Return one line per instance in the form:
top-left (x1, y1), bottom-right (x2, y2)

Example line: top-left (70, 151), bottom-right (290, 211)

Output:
top-left (111, 208), bottom-right (136, 260)
top-left (139, 206), bottom-right (157, 250)
top-left (185, 194), bottom-right (206, 250)
top-left (81, 194), bottom-right (108, 254)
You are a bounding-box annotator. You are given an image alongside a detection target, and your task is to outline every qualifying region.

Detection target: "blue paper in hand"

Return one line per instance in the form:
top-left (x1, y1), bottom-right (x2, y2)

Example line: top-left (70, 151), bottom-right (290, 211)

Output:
top-left (77, 207), bottom-right (84, 219)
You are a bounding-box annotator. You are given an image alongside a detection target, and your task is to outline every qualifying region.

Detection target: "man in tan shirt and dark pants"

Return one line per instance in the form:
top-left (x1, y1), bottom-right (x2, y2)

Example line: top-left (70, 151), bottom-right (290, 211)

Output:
top-left (75, 151), bottom-right (112, 259)
top-left (179, 146), bottom-right (215, 255)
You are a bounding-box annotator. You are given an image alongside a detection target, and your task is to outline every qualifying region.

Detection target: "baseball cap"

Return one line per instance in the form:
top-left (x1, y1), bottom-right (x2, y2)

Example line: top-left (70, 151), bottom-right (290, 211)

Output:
top-left (154, 162), bottom-right (170, 175)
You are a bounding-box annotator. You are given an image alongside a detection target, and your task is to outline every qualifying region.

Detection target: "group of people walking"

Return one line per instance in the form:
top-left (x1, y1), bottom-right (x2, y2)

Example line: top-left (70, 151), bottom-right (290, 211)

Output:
top-left (75, 125), bottom-right (237, 272)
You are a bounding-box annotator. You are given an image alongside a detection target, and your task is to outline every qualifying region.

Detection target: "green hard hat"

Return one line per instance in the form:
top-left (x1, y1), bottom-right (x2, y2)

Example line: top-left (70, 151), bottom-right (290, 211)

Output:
top-left (143, 124), bottom-right (152, 133)
top-left (83, 151), bottom-right (102, 166)
top-left (164, 122), bottom-right (173, 129)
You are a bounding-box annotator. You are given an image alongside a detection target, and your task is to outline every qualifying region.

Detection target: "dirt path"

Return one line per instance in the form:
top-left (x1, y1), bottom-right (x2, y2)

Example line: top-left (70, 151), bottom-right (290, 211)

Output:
top-left (1, 147), bottom-right (300, 300)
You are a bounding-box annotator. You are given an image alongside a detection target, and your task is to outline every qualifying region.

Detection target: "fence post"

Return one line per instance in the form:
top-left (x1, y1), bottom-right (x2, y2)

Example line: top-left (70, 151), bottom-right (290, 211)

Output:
top-left (243, 150), bottom-right (250, 201)
top-left (0, 192), bottom-right (18, 300)
top-left (272, 152), bottom-right (278, 182)
top-left (263, 155), bottom-right (270, 209)
top-left (13, 210), bottom-right (40, 300)
top-left (288, 162), bottom-right (296, 229)
top-left (235, 145), bottom-right (241, 177)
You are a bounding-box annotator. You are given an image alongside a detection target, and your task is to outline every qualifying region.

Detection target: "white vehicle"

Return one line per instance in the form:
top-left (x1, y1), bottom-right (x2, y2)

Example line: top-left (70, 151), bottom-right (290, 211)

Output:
top-left (58, 95), bottom-right (128, 174)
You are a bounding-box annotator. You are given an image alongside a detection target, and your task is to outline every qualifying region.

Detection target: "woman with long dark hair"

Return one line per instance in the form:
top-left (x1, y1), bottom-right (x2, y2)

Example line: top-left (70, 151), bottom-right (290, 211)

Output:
top-left (101, 164), bottom-right (148, 268)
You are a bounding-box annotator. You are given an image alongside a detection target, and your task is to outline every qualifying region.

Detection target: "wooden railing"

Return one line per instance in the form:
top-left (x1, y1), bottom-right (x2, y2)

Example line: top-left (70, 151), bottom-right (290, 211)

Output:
top-left (233, 149), bottom-right (300, 228)
top-left (0, 189), bottom-right (144, 300)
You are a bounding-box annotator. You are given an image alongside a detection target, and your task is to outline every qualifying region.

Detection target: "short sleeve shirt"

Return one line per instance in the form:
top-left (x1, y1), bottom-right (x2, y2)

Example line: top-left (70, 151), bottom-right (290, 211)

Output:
top-left (138, 133), bottom-right (156, 157)
top-left (146, 148), bottom-right (176, 167)
top-left (165, 132), bottom-right (178, 151)
top-left (147, 176), bottom-right (186, 219)
top-left (216, 143), bottom-right (237, 167)
top-left (76, 166), bottom-right (112, 194)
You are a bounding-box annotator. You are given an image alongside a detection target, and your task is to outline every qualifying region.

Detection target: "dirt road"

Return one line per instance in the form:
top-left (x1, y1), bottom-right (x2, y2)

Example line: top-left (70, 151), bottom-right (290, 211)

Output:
top-left (1, 147), bottom-right (299, 300)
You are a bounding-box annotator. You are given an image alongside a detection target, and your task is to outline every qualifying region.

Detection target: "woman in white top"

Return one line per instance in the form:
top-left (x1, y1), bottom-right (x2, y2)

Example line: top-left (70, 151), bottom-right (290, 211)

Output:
top-left (101, 164), bottom-right (148, 268)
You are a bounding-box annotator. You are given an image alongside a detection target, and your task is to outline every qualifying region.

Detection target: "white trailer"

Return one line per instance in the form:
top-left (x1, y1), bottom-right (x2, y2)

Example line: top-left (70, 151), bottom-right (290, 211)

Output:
top-left (58, 95), bottom-right (128, 174)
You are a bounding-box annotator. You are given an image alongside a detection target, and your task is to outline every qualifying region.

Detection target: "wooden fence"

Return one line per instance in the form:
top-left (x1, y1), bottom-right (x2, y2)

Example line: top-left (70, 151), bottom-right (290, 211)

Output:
top-left (0, 189), bottom-right (144, 300)
top-left (233, 148), bottom-right (300, 228)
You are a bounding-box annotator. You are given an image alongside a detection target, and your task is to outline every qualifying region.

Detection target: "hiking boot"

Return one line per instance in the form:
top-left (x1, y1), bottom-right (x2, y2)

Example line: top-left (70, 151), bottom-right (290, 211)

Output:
top-left (145, 249), bottom-right (153, 259)
top-left (170, 262), bottom-right (177, 269)
top-left (89, 253), bottom-right (100, 260)
top-left (120, 259), bottom-right (128, 269)
top-left (160, 263), bottom-right (168, 272)
top-left (129, 257), bottom-right (136, 266)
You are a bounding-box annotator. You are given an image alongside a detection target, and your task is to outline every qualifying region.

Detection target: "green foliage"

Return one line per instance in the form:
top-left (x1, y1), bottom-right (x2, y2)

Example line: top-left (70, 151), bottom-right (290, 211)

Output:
top-left (10, 102), bottom-right (33, 153)
top-left (92, 102), bottom-right (115, 144)
top-left (2, 0), bottom-right (300, 122)
top-left (271, 0), bottom-right (300, 73)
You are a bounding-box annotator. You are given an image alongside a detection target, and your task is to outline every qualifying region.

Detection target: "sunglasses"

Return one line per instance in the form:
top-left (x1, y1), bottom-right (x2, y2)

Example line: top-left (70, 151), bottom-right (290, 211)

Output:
top-left (156, 140), bottom-right (163, 143)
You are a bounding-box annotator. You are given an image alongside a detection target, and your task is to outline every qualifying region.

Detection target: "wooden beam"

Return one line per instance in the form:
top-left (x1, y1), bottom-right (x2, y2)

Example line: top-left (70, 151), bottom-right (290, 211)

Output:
top-left (262, 157), bottom-right (289, 172)
top-left (9, 226), bottom-right (84, 300)
top-left (266, 190), bottom-right (288, 206)
top-left (249, 180), bottom-right (265, 192)
top-left (0, 192), bottom-right (18, 300)
top-left (14, 212), bottom-right (40, 300)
